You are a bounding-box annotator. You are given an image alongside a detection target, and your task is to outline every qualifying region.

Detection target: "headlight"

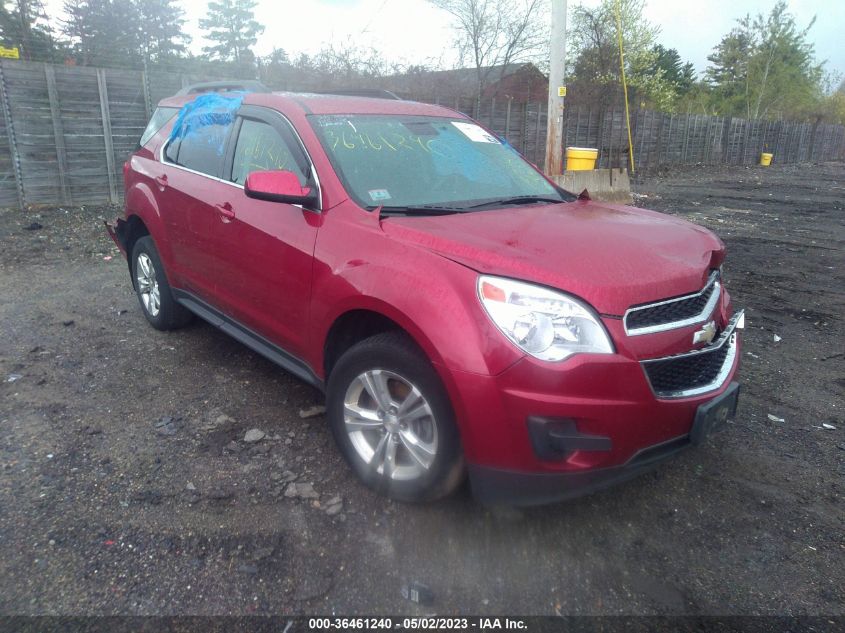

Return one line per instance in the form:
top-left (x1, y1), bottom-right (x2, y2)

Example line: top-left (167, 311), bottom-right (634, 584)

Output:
top-left (478, 276), bottom-right (614, 361)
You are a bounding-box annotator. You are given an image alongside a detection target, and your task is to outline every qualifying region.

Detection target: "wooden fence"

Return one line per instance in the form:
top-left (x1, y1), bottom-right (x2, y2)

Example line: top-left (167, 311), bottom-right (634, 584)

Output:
top-left (1, 59), bottom-right (844, 209)
top-left (429, 96), bottom-right (845, 171)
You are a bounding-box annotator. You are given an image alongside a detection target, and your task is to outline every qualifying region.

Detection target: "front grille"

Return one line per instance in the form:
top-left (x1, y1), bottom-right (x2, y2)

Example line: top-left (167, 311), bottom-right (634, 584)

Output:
top-left (641, 310), bottom-right (743, 399)
top-left (625, 271), bottom-right (720, 335)
top-left (644, 339), bottom-right (732, 394)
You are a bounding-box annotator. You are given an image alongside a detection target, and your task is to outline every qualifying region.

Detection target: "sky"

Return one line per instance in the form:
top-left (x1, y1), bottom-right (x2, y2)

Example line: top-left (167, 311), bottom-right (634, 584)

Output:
top-left (44, 0), bottom-right (845, 80)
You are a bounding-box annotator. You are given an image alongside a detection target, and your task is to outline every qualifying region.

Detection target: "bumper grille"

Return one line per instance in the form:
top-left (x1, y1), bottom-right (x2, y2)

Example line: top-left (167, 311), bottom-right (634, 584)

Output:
top-left (641, 310), bottom-right (742, 399)
top-left (625, 271), bottom-right (720, 335)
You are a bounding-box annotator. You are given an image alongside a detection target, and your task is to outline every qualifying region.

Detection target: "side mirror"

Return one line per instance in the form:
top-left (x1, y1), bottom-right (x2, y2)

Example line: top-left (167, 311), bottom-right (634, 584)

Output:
top-left (244, 170), bottom-right (319, 209)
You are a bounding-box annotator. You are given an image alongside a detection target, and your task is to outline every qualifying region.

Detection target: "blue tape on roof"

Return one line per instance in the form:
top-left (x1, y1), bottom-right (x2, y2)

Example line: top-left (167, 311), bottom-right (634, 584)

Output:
top-left (168, 92), bottom-right (245, 148)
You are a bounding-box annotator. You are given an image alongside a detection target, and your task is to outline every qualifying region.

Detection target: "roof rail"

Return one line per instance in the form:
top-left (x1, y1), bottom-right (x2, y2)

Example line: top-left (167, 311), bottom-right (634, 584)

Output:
top-left (176, 80), bottom-right (271, 96)
top-left (315, 88), bottom-right (402, 100)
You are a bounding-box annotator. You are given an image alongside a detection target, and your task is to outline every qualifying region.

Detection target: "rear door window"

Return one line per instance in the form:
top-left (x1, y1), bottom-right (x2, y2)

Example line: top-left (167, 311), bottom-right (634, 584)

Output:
top-left (230, 119), bottom-right (307, 186)
top-left (169, 118), bottom-right (231, 177)
top-left (139, 107), bottom-right (178, 147)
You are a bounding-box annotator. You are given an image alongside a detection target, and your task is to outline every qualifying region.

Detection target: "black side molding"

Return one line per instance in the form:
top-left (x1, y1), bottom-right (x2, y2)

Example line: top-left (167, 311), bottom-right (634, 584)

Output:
top-left (171, 289), bottom-right (324, 392)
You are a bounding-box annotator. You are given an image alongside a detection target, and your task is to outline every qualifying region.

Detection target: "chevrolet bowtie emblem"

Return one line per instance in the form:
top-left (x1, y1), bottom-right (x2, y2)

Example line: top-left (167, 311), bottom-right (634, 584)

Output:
top-left (693, 321), bottom-right (717, 345)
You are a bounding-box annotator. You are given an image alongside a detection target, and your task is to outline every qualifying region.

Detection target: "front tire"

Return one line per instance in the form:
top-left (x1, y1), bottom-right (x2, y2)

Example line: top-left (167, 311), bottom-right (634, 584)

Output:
top-left (131, 236), bottom-right (192, 331)
top-left (327, 332), bottom-right (464, 502)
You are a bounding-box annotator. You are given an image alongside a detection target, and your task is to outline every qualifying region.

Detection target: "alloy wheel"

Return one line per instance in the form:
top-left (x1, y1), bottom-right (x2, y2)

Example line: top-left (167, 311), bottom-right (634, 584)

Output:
top-left (136, 252), bottom-right (161, 317)
top-left (343, 369), bottom-right (438, 481)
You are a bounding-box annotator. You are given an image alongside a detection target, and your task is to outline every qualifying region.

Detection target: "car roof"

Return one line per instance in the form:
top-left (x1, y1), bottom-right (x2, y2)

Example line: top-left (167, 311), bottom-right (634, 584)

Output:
top-left (157, 91), bottom-right (465, 119)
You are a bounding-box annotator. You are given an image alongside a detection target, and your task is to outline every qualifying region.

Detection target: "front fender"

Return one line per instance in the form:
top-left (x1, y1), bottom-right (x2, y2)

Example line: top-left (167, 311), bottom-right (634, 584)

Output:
top-left (309, 236), bottom-right (525, 380)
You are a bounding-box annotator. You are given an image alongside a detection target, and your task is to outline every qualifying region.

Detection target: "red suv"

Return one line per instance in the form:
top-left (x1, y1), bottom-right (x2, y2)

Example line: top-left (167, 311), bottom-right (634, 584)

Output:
top-left (107, 83), bottom-right (743, 505)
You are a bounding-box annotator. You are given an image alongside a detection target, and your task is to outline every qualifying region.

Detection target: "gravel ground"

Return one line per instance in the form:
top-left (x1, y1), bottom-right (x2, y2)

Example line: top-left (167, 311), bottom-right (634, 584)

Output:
top-left (0, 162), bottom-right (843, 616)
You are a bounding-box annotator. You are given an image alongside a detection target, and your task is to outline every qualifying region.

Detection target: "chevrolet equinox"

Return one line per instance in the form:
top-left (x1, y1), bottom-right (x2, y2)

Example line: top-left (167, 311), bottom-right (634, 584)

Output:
top-left (106, 85), bottom-right (743, 505)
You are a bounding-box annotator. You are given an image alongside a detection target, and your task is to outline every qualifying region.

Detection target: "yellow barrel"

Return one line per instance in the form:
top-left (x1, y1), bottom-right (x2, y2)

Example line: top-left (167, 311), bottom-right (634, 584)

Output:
top-left (760, 152), bottom-right (773, 166)
top-left (566, 147), bottom-right (598, 171)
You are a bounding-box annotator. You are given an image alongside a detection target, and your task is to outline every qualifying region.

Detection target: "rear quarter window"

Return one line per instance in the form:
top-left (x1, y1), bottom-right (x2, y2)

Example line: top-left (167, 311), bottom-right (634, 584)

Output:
top-left (139, 107), bottom-right (177, 148)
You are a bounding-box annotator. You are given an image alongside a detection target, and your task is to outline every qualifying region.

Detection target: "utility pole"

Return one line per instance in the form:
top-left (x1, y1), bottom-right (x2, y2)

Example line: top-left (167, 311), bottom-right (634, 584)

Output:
top-left (544, 0), bottom-right (567, 176)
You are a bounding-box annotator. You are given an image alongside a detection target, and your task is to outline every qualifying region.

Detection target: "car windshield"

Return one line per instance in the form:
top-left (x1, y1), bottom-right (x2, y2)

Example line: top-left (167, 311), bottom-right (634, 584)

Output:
top-left (310, 114), bottom-right (572, 211)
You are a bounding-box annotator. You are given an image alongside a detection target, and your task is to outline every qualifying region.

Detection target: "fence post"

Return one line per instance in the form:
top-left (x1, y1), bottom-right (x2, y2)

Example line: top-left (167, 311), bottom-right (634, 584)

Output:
top-left (97, 68), bottom-right (118, 204)
top-left (0, 61), bottom-right (24, 209)
top-left (571, 107), bottom-right (580, 147)
top-left (504, 98), bottom-right (511, 143)
top-left (519, 100), bottom-right (528, 154)
top-left (596, 109), bottom-right (606, 168)
top-left (44, 65), bottom-right (71, 206)
top-left (721, 117), bottom-right (731, 164)
top-left (665, 114), bottom-right (674, 164)
top-left (839, 127), bottom-right (845, 160)
top-left (797, 123), bottom-right (803, 161)
top-left (563, 106), bottom-right (569, 158)
top-left (681, 114), bottom-right (691, 163)
top-left (808, 123), bottom-right (815, 161)
top-left (141, 68), bottom-right (152, 120)
top-left (654, 112), bottom-right (665, 167)
top-left (787, 122), bottom-right (794, 162)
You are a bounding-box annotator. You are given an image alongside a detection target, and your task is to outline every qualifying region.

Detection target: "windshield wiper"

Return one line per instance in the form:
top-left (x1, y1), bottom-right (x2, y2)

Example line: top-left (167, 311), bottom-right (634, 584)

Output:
top-left (368, 205), bottom-right (467, 217)
top-left (465, 195), bottom-right (565, 209)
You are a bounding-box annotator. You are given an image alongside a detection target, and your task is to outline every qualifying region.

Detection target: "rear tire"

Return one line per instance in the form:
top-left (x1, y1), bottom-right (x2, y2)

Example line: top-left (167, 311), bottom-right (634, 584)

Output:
top-left (327, 332), bottom-right (464, 502)
top-left (131, 236), bottom-right (193, 331)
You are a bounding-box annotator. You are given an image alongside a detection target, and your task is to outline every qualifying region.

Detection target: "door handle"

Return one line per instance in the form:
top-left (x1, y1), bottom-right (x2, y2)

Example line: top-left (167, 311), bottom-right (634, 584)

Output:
top-left (215, 202), bottom-right (236, 222)
top-left (154, 174), bottom-right (168, 188)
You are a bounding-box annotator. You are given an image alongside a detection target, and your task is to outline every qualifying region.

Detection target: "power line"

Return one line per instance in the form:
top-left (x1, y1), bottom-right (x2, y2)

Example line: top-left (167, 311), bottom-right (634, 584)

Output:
top-left (361, 0), bottom-right (390, 35)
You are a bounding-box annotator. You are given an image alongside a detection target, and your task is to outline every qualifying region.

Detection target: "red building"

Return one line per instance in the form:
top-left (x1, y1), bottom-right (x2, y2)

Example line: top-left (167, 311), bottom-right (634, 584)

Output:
top-left (381, 63), bottom-right (548, 104)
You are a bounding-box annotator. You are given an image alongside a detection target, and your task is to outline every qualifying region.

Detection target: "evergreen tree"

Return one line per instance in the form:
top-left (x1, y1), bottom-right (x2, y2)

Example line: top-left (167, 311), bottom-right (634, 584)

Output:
top-left (137, 0), bottom-right (190, 63)
top-left (199, 0), bottom-right (264, 64)
top-left (61, 0), bottom-right (142, 67)
top-left (0, 0), bottom-right (62, 61)
top-left (650, 45), bottom-right (696, 95)
top-left (259, 47), bottom-right (291, 88)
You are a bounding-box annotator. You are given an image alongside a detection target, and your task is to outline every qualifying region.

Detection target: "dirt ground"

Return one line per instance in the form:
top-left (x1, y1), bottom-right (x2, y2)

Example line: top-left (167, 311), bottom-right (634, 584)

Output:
top-left (0, 162), bottom-right (843, 616)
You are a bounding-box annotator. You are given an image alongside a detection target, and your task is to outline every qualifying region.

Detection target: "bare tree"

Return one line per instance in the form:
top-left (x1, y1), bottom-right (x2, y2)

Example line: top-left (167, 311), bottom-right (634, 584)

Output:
top-left (429, 0), bottom-right (548, 99)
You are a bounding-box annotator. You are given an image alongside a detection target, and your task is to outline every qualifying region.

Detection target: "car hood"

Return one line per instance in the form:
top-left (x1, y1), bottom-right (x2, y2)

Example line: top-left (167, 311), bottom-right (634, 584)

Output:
top-left (380, 199), bottom-right (725, 316)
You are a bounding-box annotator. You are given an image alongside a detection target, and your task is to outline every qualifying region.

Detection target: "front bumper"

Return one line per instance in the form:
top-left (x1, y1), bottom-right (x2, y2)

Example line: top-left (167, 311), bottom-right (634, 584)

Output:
top-left (469, 381), bottom-right (739, 506)
top-left (469, 433), bottom-right (692, 506)
top-left (445, 312), bottom-right (742, 506)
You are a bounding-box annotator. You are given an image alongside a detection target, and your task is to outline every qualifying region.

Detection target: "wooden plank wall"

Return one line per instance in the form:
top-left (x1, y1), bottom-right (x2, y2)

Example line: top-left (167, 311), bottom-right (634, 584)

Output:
top-left (0, 60), bottom-right (217, 208)
top-left (0, 59), bottom-right (844, 209)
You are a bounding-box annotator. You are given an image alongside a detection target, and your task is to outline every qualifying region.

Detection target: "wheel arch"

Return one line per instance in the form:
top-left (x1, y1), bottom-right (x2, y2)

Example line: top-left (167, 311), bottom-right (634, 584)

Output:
top-left (124, 181), bottom-right (174, 274)
top-left (320, 301), bottom-right (448, 382)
